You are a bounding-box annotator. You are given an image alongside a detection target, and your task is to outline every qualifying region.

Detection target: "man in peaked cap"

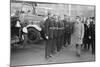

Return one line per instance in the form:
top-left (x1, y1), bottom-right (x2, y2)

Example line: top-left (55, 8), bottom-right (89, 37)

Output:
top-left (44, 13), bottom-right (55, 59)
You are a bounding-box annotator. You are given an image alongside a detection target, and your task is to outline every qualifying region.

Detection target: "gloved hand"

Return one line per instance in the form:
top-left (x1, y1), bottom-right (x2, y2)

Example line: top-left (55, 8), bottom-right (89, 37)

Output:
top-left (46, 36), bottom-right (49, 39)
top-left (89, 36), bottom-right (91, 39)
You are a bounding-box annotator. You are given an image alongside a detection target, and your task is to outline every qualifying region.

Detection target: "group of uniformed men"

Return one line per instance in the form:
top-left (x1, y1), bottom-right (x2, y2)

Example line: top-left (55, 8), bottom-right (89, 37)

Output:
top-left (44, 12), bottom-right (95, 59)
top-left (44, 13), bottom-right (73, 59)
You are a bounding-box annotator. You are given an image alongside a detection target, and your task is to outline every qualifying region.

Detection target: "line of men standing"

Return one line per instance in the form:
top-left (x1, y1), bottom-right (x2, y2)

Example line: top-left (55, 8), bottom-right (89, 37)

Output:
top-left (44, 13), bottom-right (95, 60)
top-left (44, 13), bottom-right (73, 59)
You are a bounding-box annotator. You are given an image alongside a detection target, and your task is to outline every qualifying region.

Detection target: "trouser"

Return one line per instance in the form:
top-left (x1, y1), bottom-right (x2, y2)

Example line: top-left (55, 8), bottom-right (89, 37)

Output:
top-left (87, 39), bottom-right (92, 50)
top-left (57, 36), bottom-right (64, 52)
top-left (66, 32), bottom-right (71, 45)
top-left (64, 31), bottom-right (71, 45)
top-left (62, 35), bottom-right (65, 47)
top-left (76, 44), bottom-right (82, 56)
top-left (83, 37), bottom-right (88, 50)
top-left (87, 39), bottom-right (95, 54)
top-left (57, 38), bottom-right (61, 52)
top-left (45, 39), bottom-right (52, 59)
top-left (45, 38), bottom-right (56, 58)
top-left (91, 39), bottom-right (95, 55)
top-left (51, 38), bottom-right (57, 55)
top-left (83, 37), bottom-right (91, 50)
top-left (64, 32), bottom-right (67, 45)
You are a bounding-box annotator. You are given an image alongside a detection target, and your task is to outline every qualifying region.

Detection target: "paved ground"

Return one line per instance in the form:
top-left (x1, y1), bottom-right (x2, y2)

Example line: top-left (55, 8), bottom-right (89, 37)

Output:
top-left (10, 35), bottom-right (95, 66)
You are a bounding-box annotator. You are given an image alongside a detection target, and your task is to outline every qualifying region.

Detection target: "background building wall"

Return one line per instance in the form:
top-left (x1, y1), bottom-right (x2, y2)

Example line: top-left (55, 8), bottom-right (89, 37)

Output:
top-left (11, 1), bottom-right (95, 18)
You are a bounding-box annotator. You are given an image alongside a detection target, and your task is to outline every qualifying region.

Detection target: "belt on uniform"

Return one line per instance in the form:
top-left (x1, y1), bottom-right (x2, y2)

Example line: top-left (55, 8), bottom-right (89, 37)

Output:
top-left (49, 27), bottom-right (64, 30)
top-left (58, 27), bottom-right (64, 30)
top-left (49, 27), bottom-right (58, 29)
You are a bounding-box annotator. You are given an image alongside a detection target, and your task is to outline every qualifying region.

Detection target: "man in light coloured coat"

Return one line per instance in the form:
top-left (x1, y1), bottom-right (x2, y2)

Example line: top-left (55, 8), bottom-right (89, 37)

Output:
top-left (74, 16), bottom-right (84, 57)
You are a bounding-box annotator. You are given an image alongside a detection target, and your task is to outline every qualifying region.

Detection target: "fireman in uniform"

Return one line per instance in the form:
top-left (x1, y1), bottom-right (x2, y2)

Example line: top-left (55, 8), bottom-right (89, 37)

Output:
top-left (63, 15), bottom-right (71, 46)
top-left (44, 13), bottom-right (55, 59)
top-left (50, 15), bottom-right (58, 55)
top-left (51, 15), bottom-right (59, 54)
top-left (57, 16), bottom-right (65, 52)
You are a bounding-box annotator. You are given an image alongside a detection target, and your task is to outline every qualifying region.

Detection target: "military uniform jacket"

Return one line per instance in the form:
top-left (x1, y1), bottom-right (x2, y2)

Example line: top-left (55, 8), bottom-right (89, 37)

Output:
top-left (63, 20), bottom-right (72, 34)
top-left (53, 21), bottom-right (58, 38)
top-left (44, 18), bottom-right (55, 39)
top-left (57, 21), bottom-right (64, 37)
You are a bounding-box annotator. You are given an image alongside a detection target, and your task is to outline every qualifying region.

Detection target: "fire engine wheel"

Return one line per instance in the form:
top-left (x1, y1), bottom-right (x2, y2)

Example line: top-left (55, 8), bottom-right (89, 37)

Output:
top-left (27, 27), bottom-right (40, 43)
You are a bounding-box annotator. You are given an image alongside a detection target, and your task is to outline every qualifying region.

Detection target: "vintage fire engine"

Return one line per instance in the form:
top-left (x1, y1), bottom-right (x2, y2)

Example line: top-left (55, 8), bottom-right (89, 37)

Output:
top-left (20, 14), bottom-right (46, 43)
top-left (11, 15), bottom-right (46, 48)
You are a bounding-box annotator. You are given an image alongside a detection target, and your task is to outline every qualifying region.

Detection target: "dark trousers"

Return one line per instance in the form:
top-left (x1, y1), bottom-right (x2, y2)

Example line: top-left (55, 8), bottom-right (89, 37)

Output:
top-left (91, 39), bottom-right (95, 54)
top-left (62, 35), bottom-right (65, 47)
top-left (87, 39), bottom-right (91, 50)
top-left (51, 38), bottom-right (57, 54)
top-left (83, 37), bottom-right (88, 50)
top-left (45, 38), bottom-right (56, 58)
top-left (88, 39), bottom-right (95, 54)
top-left (45, 39), bottom-right (52, 58)
top-left (64, 32), bottom-right (71, 45)
top-left (66, 33), bottom-right (71, 45)
top-left (64, 32), bottom-right (67, 45)
top-left (83, 38), bottom-right (91, 50)
top-left (57, 38), bottom-right (61, 52)
top-left (57, 36), bottom-right (64, 52)
top-left (84, 38), bottom-right (95, 54)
